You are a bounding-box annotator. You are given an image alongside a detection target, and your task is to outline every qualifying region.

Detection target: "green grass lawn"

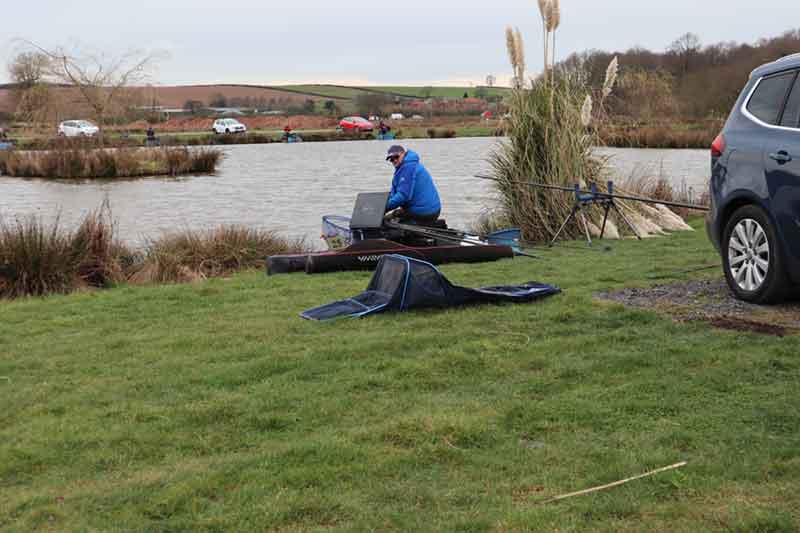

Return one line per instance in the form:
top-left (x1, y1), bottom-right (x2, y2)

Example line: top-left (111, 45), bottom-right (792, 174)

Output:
top-left (2, 221), bottom-right (799, 531)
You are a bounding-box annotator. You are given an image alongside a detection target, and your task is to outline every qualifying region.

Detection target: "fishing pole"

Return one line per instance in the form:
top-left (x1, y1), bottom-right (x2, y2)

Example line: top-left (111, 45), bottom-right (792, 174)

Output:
top-left (474, 174), bottom-right (710, 212)
top-left (385, 221), bottom-right (538, 259)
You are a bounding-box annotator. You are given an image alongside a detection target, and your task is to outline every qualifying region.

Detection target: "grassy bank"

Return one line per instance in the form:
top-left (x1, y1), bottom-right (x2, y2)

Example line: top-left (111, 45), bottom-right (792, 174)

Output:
top-left (0, 146), bottom-right (222, 179)
top-left (2, 221), bottom-right (799, 530)
top-left (7, 125), bottom-right (502, 150)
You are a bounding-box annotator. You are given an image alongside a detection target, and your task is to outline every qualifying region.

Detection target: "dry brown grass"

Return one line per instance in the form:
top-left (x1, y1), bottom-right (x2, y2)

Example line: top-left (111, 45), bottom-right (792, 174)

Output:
top-left (130, 226), bottom-right (305, 285)
top-left (0, 205), bottom-right (123, 298)
top-left (600, 125), bottom-right (715, 149)
top-left (0, 208), bottom-right (305, 299)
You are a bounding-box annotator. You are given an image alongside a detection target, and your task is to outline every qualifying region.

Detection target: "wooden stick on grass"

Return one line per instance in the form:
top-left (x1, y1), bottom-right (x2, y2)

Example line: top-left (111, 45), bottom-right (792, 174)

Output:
top-left (535, 461), bottom-right (688, 505)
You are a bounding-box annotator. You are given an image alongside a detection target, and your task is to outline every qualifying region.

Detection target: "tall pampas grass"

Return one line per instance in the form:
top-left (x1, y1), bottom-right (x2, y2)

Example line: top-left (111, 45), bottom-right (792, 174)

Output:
top-left (488, 2), bottom-right (691, 243)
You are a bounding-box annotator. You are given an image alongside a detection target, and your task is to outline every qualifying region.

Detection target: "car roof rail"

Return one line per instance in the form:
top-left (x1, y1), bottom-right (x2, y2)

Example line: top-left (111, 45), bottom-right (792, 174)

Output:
top-left (776, 52), bottom-right (800, 63)
top-left (778, 52), bottom-right (800, 61)
top-left (750, 53), bottom-right (800, 78)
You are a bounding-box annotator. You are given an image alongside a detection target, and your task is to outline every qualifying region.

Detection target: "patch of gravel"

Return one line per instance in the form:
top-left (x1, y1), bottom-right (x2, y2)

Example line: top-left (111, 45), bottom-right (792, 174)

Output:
top-left (597, 278), bottom-right (800, 336)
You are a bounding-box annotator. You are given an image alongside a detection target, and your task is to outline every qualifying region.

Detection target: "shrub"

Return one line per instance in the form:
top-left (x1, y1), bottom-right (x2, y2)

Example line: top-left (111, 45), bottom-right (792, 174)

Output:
top-left (426, 128), bottom-right (457, 139)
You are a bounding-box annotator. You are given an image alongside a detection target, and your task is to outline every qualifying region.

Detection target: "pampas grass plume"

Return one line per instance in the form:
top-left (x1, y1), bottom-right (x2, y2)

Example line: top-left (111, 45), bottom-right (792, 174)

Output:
top-left (603, 56), bottom-right (619, 98)
top-left (537, 0), bottom-right (550, 21)
top-left (506, 26), bottom-right (518, 69)
top-left (546, 0), bottom-right (561, 31)
top-left (581, 94), bottom-right (593, 126)
top-left (514, 28), bottom-right (526, 74)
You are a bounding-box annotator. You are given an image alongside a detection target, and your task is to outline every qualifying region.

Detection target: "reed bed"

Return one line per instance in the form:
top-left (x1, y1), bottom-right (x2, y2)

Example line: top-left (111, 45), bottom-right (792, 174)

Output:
top-left (0, 146), bottom-right (222, 179)
top-left (0, 208), bottom-right (305, 299)
top-left (600, 126), bottom-right (716, 149)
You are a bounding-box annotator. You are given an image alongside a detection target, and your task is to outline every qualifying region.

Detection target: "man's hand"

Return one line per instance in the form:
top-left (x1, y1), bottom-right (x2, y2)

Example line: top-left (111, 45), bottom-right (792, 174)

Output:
top-left (384, 208), bottom-right (403, 221)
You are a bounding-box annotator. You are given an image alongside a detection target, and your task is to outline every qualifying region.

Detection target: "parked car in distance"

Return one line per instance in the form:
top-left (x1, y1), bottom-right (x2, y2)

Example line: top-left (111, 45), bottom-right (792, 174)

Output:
top-left (212, 118), bottom-right (247, 134)
top-left (390, 113), bottom-right (405, 120)
top-left (338, 116), bottom-right (374, 132)
top-left (57, 120), bottom-right (99, 137)
top-left (707, 53), bottom-right (800, 303)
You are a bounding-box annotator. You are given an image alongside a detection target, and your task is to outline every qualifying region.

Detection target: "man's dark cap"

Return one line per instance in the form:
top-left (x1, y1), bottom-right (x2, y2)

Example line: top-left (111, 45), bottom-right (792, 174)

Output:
top-left (386, 145), bottom-right (406, 160)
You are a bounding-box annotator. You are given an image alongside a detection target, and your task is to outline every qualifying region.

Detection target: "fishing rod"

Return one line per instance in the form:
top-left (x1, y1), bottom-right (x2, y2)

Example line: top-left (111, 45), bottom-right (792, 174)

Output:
top-left (474, 174), bottom-right (710, 212)
top-left (385, 221), bottom-right (538, 259)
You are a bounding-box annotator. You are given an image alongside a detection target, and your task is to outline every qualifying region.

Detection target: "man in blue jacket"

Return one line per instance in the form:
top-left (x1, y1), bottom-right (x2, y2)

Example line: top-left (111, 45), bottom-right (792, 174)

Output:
top-left (384, 145), bottom-right (442, 224)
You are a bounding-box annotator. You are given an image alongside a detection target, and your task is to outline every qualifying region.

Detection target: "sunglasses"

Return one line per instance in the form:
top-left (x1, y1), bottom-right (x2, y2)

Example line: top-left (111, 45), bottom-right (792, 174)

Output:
top-left (387, 155), bottom-right (401, 162)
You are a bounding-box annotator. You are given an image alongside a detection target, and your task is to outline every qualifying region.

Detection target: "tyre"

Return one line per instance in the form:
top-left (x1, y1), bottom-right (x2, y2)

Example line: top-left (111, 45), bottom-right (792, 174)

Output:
top-left (225, 128), bottom-right (230, 134)
top-left (721, 204), bottom-right (790, 304)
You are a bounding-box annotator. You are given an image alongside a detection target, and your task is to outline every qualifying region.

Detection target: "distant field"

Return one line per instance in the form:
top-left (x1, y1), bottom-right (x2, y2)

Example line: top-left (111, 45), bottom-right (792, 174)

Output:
top-left (278, 85), bottom-right (374, 100)
top-left (366, 86), bottom-right (511, 99)
top-left (275, 85), bottom-right (511, 100)
top-left (0, 84), bottom-right (512, 115)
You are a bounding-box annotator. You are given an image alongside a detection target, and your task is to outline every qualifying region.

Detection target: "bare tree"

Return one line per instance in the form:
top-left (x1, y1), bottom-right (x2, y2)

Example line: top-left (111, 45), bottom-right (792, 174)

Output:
top-left (16, 41), bottom-right (164, 129)
top-left (7, 51), bottom-right (55, 123)
top-left (668, 33), bottom-right (702, 75)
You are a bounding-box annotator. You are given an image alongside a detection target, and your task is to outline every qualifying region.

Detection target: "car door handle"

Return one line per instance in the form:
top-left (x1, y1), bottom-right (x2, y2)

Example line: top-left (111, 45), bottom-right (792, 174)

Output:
top-left (769, 151), bottom-right (793, 164)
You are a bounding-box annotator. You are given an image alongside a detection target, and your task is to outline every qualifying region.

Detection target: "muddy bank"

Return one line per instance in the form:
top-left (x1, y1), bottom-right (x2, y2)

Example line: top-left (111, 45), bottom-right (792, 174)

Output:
top-left (597, 278), bottom-right (800, 336)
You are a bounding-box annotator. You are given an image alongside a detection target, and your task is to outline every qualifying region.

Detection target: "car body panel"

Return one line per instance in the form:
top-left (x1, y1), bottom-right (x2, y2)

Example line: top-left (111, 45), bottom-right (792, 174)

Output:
top-left (58, 120), bottom-right (99, 137)
top-left (708, 54), bottom-right (800, 283)
top-left (212, 119), bottom-right (247, 134)
top-left (338, 117), bottom-right (374, 132)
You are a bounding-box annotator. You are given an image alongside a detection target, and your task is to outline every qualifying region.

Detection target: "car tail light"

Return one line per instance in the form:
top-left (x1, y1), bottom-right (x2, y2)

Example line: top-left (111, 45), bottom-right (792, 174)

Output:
top-left (711, 133), bottom-right (725, 158)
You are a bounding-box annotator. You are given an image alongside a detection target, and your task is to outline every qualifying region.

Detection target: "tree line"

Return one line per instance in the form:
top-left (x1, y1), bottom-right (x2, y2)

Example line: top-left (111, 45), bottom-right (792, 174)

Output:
top-left (558, 29), bottom-right (800, 122)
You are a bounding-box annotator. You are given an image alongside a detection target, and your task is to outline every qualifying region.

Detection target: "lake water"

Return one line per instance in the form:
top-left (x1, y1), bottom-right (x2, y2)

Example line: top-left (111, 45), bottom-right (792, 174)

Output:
top-left (0, 138), bottom-right (709, 247)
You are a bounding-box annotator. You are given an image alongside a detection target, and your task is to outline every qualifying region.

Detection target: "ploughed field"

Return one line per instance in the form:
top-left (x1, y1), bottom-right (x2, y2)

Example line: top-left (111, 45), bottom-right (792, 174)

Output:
top-left (2, 220), bottom-right (799, 531)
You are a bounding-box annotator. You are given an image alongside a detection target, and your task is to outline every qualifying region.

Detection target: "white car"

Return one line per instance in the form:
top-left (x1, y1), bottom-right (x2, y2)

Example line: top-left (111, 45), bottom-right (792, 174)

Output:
top-left (212, 118), bottom-right (247, 134)
top-left (57, 120), bottom-right (99, 137)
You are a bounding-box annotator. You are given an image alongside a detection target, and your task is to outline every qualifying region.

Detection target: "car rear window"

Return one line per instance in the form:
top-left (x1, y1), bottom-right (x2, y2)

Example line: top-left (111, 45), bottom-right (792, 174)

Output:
top-left (747, 71), bottom-right (795, 125)
top-left (780, 74), bottom-right (800, 128)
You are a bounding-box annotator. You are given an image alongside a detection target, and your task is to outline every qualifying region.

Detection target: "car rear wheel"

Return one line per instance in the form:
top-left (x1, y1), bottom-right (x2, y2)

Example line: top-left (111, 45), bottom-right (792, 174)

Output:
top-left (722, 205), bottom-right (790, 304)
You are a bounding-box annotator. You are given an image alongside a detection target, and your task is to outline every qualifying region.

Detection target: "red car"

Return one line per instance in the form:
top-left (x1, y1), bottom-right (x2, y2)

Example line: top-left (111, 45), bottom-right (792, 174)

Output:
top-left (338, 116), bottom-right (374, 132)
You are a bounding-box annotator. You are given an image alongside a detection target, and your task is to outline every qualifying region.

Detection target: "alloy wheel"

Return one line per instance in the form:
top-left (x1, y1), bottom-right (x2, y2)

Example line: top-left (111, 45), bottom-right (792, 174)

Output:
top-left (728, 218), bottom-right (770, 292)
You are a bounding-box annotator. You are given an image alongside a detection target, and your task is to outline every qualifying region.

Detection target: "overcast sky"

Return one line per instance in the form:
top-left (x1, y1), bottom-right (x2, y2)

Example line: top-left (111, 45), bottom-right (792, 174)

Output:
top-left (1, 1), bottom-right (795, 86)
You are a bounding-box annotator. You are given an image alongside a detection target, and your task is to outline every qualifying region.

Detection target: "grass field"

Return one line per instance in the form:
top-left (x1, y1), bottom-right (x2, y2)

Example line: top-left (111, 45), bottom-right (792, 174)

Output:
top-left (367, 86), bottom-right (512, 99)
top-left (2, 221), bottom-right (799, 531)
top-left (276, 85), bottom-right (512, 100)
top-left (278, 85), bottom-right (376, 100)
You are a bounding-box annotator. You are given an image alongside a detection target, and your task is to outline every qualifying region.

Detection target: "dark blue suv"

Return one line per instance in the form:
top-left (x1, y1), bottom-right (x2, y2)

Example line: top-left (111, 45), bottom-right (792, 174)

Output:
top-left (708, 53), bottom-right (800, 303)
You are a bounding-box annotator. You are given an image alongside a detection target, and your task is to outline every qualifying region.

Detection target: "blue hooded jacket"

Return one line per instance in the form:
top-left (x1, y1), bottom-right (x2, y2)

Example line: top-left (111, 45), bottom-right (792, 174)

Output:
top-left (386, 151), bottom-right (441, 215)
